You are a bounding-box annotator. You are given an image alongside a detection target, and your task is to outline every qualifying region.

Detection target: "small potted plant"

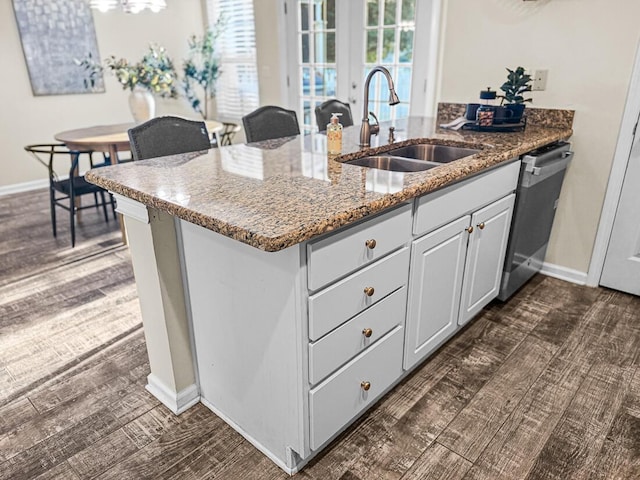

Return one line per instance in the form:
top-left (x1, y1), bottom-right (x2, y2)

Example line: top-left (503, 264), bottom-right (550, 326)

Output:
top-left (105, 44), bottom-right (178, 121)
top-left (499, 66), bottom-right (532, 123)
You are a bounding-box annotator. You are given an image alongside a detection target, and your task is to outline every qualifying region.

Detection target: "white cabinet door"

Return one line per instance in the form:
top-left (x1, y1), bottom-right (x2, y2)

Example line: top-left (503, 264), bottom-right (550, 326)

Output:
top-left (404, 215), bottom-right (470, 370)
top-left (459, 194), bottom-right (516, 326)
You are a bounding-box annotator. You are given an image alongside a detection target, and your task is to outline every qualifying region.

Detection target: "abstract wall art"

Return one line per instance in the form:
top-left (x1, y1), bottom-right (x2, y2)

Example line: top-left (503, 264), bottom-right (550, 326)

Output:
top-left (12, 0), bottom-right (105, 95)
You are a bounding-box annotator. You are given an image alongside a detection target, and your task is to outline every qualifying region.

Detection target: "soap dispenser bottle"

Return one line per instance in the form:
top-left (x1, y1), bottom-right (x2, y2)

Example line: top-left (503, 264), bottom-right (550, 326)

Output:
top-left (327, 112), bottom-right (343, 155)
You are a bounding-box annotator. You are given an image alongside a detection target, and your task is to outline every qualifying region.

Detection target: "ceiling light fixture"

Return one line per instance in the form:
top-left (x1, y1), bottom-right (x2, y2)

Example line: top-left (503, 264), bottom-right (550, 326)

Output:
top-left (89, 0), bottom-right (167, 14)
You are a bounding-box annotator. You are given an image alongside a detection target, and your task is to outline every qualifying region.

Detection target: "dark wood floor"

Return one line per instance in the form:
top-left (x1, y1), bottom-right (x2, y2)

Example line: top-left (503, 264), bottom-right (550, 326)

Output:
top-left (1, 189), bottom-right (639, 479)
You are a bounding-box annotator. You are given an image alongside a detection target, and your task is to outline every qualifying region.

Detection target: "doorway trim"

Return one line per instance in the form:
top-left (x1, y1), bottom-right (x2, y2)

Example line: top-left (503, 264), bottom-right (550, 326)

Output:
top-left (587, 39), bottom-right (640, 287)
top-left (279, 0), bottom-right (443, 118)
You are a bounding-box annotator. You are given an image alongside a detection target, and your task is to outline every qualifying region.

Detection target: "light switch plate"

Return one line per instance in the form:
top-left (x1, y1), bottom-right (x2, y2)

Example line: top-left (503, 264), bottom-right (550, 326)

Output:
top-left (532, 69), bottom-right (548, 91)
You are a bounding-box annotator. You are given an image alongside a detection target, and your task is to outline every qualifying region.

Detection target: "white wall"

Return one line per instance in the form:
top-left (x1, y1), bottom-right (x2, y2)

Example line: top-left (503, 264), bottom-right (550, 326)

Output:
top-left (437, 0), bottom-right (640, 276)
top-left (4, 0), bottom-right (639, 278)
top-left (0, 0), bottom-right (205, 189)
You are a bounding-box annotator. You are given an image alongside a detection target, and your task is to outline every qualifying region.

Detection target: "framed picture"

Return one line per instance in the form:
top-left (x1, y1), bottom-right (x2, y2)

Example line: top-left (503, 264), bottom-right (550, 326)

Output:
top-left (12, 0), bottom-right (105, 95)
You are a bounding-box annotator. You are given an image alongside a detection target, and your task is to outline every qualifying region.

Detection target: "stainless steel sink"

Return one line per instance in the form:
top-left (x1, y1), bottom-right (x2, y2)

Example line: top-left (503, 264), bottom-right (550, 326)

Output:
top-left (345, 156), bottom-right (439, 172)
top-left (385, 144), bottom-right (480, 163)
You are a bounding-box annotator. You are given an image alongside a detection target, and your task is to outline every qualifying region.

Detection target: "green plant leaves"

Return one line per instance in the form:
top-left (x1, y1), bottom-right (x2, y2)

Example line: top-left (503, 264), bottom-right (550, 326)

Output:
top-left (501, 66), bottom-right (532, 104)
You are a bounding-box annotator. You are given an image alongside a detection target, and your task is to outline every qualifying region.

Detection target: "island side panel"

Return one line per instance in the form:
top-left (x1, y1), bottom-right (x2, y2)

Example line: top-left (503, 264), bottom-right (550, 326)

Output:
top-left (118, 200), bottom-right (198, 414)
top-left (180, 220), bottom-right (308, 470)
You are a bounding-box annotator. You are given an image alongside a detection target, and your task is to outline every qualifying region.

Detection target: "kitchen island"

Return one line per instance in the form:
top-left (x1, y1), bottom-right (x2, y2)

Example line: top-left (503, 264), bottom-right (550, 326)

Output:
top-left (86, 106), bottom-right (573, 473)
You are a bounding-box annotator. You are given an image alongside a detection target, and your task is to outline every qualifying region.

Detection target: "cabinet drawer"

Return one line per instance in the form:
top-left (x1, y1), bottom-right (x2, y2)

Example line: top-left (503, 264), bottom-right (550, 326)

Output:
top-left (308, 247), bottom-right (409, 341)
top-left (307, 203), bottom-right (412, 291)
top-left (414, 161), bottom-right (520, 236)
top-left (309, 326), bottom-right (404, 450)
top-left (309, 286), bottom-right (407, 385)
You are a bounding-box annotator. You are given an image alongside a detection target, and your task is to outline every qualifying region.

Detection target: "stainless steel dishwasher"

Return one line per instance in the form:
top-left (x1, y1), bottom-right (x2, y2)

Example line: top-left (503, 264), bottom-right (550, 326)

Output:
top-left (498, 141), bottom-right (574, 301)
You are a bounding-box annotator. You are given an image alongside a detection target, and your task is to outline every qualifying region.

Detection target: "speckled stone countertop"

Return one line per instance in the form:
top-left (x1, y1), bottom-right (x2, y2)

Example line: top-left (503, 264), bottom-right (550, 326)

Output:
top-left (86, 107), bottom-right (573, 252)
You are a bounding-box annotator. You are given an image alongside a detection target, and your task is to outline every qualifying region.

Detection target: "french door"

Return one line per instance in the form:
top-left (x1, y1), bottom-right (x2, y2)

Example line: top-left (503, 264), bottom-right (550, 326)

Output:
top-left (285, 0), bottom-right (436, 133)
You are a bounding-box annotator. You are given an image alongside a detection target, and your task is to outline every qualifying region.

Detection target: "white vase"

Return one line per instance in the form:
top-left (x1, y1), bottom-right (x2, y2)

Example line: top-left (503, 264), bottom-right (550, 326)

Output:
top-left (128, 87), bottom-right (155, 122)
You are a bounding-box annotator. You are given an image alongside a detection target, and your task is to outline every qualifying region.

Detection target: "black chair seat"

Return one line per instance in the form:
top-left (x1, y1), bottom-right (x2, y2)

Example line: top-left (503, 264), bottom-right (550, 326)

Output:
top-left (53, 176), bottom-right (103, 197)
top-left (25, 143), bottom-right (116, 247)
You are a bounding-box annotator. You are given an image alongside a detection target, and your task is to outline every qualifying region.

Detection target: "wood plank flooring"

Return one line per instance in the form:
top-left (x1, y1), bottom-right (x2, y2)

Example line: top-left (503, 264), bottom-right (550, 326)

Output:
top-left (1, 188), bottom-right (639, 479)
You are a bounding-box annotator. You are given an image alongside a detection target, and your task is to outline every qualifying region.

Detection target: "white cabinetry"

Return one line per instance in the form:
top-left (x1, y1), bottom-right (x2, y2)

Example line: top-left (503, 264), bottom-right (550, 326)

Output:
top-left (404, 163), bottom-right (519, 370)
top-left (459, 194), bottom-right (516, 326)
top-left (404, 216), bottom-right (469, 369)
top-left (306, 204), bottom-right (411, 450)
top-left (178, 161), bottom-right (520, 473)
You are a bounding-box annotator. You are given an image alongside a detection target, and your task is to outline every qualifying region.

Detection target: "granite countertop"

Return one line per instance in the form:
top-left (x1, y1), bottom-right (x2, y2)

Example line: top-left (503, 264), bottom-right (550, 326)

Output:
top-left (86, 105), bottom-right (574, 252)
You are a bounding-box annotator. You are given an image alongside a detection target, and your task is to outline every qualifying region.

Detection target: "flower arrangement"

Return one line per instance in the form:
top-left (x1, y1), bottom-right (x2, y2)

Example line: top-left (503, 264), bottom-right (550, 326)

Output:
top-left (105, 44), bottom-right (178, 98)
top-left (182, 18), bottom-right (225, 119)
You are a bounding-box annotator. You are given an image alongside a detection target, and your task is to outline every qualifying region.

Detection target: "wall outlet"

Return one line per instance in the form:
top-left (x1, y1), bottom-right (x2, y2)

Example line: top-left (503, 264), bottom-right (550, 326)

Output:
top-left (532, 69), bottom-right (548, 91)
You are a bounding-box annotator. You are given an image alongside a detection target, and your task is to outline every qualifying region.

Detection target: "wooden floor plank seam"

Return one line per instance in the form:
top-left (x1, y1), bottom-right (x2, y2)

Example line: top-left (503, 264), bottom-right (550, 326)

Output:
top-left (2, 189), bottom-right (640, 480)
top-left (0, 324), bottom-right (143, 409)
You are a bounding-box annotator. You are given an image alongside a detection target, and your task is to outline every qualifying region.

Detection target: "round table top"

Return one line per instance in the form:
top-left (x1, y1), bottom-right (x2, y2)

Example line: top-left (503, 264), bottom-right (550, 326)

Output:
top-left (55, 120), bottom-right (223, 152)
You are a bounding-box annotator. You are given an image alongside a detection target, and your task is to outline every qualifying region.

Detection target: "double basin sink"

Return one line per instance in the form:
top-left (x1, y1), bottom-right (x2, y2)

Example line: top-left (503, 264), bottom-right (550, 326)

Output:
top-left (345, 143), bottom-right (481, 172)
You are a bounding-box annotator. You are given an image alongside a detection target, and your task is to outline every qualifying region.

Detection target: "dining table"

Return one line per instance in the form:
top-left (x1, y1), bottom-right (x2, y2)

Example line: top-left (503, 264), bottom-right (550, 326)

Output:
top-left (55, 120), bottom-right (223, 163)
top-left (55, 120), bottom-right (223, 243)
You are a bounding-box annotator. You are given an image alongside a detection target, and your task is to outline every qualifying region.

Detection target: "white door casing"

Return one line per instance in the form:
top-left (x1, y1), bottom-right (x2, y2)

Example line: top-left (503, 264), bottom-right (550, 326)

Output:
top-left (283, 0), bottom-right (440, 130)
top-left (589, 40), bottom-right (640, 290)
top-left (600, 123), bottom-right (640, 295)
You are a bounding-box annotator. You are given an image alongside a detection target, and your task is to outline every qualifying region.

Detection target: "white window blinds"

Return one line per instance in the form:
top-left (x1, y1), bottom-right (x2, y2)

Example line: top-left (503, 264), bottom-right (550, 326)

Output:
top-left (206, 0), bottom-right (260, 120)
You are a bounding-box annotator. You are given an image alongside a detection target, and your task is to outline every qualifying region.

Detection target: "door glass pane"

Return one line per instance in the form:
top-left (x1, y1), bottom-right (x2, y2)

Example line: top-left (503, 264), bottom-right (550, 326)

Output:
top-left (324, 67), bottom-right (337, 96)
top-left (397, 66), bottom-right (411, 99)
top-left (400, 0), bottom-right (414, 21)
top-left (363, 0), bottom-right (416, 122)
top-left (366, 30), bottom-right (378, 63)
top-left (366, 0), bottom-right (379, 27)
top-left (399, 30), bottom-right (413, 62)
top-left (326, 0), bottom-right (336, 28)
top-left (300, 3), bottom-right (309, 30)
top-left (382, 28), bottom-right (395, 63)
top-left (297, 0), bottom-right (338, 132)
top-left (383, 0), bottom-right (397, 25)
top-left (301, 33), bottom-right (310, 63)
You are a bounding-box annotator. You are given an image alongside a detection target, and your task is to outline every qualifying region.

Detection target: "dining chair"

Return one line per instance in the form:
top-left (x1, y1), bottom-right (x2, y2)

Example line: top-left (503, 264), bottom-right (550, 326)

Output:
top-left (127, 116), bottom-right (211, 161)
top-left (219, 122), bottom-right (242, 146)
top-left (315, 99), bottom-right (354, 132)
top-left (25, 143), bottom-right (116, 247)
top-left (242, 106), bottom-right (300, 143)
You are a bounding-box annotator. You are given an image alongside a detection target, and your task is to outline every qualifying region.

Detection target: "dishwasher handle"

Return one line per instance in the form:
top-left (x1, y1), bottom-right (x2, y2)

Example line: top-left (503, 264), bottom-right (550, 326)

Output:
top-left (522, 151), bottom-right (573, 186)
top-left (524, 150), bottom-right (573, 176)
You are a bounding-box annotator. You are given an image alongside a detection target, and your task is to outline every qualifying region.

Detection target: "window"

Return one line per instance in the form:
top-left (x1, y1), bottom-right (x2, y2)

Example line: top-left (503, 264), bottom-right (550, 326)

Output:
top-left (286, 0), bottom-right (431, 131)
top-left (364, 0), bottom-right (415, 122)
top-left (206, 0), bottom-right (260, 120)
top-left (297, 0), bottom-right (337, 133)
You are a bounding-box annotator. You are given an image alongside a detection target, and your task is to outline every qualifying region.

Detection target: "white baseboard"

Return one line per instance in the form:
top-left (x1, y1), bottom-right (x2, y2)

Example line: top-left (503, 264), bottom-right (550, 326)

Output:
top-left (146, 374), bottom-right (200, 415)
top-left (0, 179), bottom-right (48, 197)
top-left (540, 262), bottom-right (588, 286)
top-left (200, 397), bottom-right (303, 475)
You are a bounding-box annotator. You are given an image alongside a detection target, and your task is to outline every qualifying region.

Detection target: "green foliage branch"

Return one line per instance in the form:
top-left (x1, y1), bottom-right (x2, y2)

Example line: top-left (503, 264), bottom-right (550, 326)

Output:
top-left (499, 66), bottom-right (533, 105)
top-left (104, 44), bottom-right (178, 98)
top-left (182, 17), bottom-right (225, 119)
